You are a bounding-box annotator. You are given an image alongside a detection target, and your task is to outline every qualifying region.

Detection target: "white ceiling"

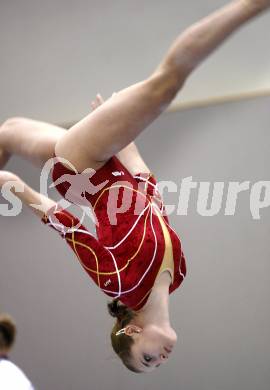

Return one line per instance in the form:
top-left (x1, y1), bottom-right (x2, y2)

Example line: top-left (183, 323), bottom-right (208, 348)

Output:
top-left (1, 0), bottom-right (269, 124)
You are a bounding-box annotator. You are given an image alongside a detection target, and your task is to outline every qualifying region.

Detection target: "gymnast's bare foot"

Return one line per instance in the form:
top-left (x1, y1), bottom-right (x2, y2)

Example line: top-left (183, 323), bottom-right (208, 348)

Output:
top-left (239, 0), bottom-right (270, 12)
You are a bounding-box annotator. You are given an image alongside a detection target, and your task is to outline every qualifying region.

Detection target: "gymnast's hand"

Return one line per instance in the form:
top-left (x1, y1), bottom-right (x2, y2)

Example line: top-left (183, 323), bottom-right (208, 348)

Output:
top-left (90, 92), bottom-right (118, 111)
top-left (0, 171), bottom-right (19, 188)
top-left (0, 170), bottom-right (56, 219)
top-left (90, 93), bottom-right (104, 111)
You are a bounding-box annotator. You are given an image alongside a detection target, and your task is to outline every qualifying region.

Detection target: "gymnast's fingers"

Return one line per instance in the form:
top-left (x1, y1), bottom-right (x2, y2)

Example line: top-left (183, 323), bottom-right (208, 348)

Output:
top-left (90, 100), bottom-right (98, 111)
top-left (96, 93), bottom-right (105, 105)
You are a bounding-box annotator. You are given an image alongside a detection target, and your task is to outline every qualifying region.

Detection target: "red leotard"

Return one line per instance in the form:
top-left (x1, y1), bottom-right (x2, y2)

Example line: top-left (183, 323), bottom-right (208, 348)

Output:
top-left (41, 154), bottom-right (186, 311)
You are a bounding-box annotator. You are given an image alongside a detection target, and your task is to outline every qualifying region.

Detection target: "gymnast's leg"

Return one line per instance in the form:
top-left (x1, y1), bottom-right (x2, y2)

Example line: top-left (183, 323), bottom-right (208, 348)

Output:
top-left (54, 0), bottom-right (269, 172)
top-left (0, 117), bottom-right (66, 169)
top-left (0, 95), bottom-right (108, 170)
top-left (0, 95), bottom-right (149, 176)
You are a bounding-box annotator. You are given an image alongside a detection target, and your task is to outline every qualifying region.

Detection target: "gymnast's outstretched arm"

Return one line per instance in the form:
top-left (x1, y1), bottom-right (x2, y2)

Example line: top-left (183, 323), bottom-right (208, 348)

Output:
top-left (0, 170), bottom-right (114, 281)
top-left (0, 171), bottom-right (56, 219)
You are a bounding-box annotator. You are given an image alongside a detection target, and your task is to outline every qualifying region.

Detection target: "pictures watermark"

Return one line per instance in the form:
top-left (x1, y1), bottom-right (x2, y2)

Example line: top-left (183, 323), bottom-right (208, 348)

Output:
top-left (0, 156), bottom-right (269, 230)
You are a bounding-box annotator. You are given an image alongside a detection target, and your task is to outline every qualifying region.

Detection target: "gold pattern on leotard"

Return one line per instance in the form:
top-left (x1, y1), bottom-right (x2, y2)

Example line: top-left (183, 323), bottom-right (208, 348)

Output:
top-left (65, 205), bottom-right (151, 277)
top-left (71, 221), bottom-right (101, 287)
top-left (132, 289), bottom-right (152, 309)
top-left (46, 175), bottom-right (174, 298)
top-left (93, 183), bottom-right (148, 210)
top-left (132, 207), bottom-right (175, 309)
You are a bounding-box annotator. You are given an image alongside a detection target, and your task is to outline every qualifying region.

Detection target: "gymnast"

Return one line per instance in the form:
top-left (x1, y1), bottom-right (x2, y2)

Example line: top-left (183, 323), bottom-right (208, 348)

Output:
top-left (0, 0), bottom-right (269, 373)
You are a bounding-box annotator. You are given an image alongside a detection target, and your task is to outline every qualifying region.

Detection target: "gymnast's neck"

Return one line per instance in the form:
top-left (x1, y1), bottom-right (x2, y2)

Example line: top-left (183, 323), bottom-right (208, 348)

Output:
top-left (133, 271), bottom-right (172, 328)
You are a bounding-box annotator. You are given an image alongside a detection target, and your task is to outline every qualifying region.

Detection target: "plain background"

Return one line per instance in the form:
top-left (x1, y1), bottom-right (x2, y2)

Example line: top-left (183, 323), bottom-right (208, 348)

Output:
top-left (1, 0), bottom-right (270, 389)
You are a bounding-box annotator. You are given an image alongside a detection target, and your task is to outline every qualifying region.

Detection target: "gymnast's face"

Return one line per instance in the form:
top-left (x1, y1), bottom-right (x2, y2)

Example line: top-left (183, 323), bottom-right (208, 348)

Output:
top-left (127, 324), bottom-right (177, 372)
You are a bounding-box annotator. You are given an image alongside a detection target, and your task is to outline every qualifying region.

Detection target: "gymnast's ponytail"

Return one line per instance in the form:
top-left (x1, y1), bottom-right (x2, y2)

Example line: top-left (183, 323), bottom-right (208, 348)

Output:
top-left (107, 299), bottom-right (141, 373)
top-left (107, 299), bottom-right (134, 323)
top-left (0, 313), bottom-right (16, 354)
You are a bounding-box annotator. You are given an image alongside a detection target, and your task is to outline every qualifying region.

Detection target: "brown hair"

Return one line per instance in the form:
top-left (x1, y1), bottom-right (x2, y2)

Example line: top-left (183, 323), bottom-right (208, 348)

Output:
top-left (0, 313), bottom-right (16, 352)
top-left (107, 299), bottom-right (142, 373)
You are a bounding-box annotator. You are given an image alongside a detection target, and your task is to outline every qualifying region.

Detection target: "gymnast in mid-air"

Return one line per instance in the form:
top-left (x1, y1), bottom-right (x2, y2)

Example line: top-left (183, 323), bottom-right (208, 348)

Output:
top-left (0, 0), bottom-right (269, 373)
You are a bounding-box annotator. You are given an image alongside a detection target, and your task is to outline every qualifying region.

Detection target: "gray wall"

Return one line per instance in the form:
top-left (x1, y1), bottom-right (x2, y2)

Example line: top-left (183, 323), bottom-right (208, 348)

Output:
top-left (1, 95), bottom-right (270, 389)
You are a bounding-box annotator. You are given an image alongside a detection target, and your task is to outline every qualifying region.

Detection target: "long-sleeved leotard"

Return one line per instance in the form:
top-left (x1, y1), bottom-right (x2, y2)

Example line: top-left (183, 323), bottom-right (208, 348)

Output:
top-left (41, 154), bottom-right (186, 311)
